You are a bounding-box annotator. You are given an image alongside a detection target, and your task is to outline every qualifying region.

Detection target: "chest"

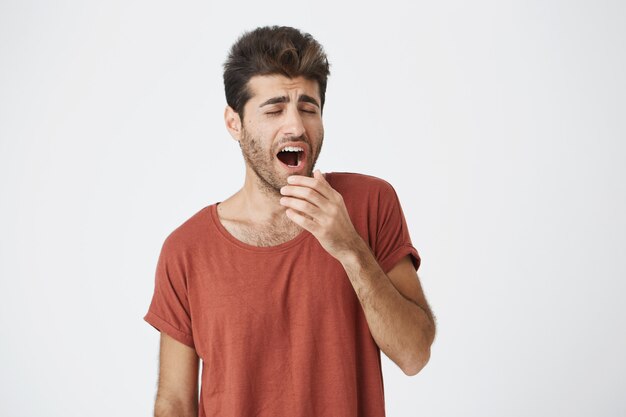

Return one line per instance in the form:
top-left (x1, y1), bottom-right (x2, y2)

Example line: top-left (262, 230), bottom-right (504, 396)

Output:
top-left (220, 219), bottom-right (304, 247)
top-left (185, 241), bottom-right (361, 359)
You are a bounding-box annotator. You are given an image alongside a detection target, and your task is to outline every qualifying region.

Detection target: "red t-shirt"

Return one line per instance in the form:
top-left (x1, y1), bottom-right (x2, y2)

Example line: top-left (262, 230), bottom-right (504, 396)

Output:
top-left (144, 172), bottom-right (420, 417)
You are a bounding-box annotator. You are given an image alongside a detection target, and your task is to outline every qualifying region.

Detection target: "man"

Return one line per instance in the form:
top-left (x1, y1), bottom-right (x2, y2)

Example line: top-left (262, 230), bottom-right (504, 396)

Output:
top-left (144, 25), bottom-right (436, 417)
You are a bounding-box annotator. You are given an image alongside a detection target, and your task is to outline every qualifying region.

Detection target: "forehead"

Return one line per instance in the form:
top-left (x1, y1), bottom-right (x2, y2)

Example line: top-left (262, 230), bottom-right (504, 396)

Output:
top-left (246, 74), bottom-right (320, 103)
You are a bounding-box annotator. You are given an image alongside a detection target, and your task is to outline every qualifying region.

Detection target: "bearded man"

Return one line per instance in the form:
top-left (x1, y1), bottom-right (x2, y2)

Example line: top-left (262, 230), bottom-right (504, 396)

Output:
top-left (144, 25), bottom-right (436, 417)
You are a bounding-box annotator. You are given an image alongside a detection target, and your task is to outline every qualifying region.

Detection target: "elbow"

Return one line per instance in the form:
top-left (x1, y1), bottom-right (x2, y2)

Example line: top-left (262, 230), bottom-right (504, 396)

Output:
top-left (403, 321), bottom-right (435, 377)
top-left (403, 346), bottom-right (431, 376)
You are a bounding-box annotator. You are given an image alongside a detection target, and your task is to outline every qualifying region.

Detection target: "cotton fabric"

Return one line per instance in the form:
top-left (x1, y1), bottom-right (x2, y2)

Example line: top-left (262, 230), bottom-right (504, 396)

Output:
top-left (144, 172), bottom-right (420, 417)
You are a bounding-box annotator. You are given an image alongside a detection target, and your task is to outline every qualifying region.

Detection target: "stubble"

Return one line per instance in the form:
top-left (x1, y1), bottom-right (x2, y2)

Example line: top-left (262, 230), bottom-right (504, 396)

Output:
top-left (239, 128), bottom-right (324, 197)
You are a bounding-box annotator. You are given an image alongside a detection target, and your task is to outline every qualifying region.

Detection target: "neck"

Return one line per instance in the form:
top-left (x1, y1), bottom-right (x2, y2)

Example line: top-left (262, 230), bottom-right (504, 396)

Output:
top-left (229, 164), bottom-right (295, 228)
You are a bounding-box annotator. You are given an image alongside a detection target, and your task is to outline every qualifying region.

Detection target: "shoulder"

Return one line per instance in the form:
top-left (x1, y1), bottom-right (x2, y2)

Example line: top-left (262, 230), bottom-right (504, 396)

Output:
top-left (159, 204), bottom-right (214, 256)
top-left (326, 171), bottom-right (397, 199)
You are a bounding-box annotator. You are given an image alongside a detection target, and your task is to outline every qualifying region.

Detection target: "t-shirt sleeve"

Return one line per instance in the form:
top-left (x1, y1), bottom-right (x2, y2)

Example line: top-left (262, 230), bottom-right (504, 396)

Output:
top-left (143, 237), bottom-right (195, 349)
top-left (374, 180), bottom-right (421, 274)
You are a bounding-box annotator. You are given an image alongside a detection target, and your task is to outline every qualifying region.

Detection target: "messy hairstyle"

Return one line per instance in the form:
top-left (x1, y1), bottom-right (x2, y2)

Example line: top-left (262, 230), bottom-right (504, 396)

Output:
top-left (223, 26), bottom-right (330, 119)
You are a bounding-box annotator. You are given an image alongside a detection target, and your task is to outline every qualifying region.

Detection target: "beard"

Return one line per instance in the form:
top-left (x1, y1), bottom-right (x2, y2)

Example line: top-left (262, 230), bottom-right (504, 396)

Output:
top-left (239, 127), bottom-right (324, 196)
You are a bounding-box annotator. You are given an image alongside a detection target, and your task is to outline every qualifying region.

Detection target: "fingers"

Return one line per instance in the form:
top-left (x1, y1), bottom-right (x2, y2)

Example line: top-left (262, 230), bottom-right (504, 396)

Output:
top-left (279, 196), bottom-right (320, 219)
top-left (286, 170), bottom-right (334, 200)
top-left (280, 184), bottom-right (326, 208)
top-left (285, 208), bottom-right (319, 232)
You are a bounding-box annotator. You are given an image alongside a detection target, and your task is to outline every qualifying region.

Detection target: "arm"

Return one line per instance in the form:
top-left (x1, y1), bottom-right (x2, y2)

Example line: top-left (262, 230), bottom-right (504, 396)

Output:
top-left (340, 246), bottom-right (436, 376)
top-left (279, 170), bottom-right (435, 376)
top-left (153, 333), bottom-right (200, 417)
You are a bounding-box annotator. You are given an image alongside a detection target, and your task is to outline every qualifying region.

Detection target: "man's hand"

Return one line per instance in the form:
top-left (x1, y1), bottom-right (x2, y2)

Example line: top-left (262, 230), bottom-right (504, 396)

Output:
top-left (282, 171), bottom-right (435, 375)
top-left (280, 169), bottom-right (361, 260)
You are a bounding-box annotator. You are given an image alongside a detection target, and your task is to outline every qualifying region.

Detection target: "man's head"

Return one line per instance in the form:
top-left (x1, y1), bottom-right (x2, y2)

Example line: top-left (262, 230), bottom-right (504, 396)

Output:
top-left (223, 26), bottom-right (330, 195)
top-left (223, 25), bottom-right (330, 121)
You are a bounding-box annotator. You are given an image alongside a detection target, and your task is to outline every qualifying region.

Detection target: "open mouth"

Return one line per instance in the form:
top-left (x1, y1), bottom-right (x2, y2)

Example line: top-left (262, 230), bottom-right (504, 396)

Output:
top-left (276, 145), bottom-right (305, 168)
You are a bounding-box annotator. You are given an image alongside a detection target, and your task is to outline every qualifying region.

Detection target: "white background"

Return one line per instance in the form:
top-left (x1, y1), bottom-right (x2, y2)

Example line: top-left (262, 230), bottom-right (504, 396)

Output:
top-left (1, 1), bottom-right (625, 416)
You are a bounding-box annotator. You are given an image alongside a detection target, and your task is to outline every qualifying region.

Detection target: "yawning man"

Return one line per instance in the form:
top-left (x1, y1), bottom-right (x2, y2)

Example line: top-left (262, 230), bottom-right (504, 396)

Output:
top-left (144, 25), bottom-right (436, 417)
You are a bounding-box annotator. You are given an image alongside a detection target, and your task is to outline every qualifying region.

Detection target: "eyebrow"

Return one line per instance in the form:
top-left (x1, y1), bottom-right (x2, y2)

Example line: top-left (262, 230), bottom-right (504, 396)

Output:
top-left (259, 94), bottom-right (320, 108)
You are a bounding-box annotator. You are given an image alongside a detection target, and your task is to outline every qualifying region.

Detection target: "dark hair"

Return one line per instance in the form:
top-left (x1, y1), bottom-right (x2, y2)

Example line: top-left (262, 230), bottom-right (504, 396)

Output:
top-left (223, 26), bottom-right (330, 119)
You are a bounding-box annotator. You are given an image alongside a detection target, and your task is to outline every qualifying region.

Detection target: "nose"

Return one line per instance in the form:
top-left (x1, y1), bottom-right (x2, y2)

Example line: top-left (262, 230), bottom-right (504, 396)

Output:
top-left (281, 106), bottom-right (306, 138)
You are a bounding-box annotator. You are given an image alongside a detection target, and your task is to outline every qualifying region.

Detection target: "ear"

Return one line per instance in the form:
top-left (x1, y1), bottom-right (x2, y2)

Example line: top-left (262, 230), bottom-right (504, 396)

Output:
top-left (224, 105), bottom-right (242, 141)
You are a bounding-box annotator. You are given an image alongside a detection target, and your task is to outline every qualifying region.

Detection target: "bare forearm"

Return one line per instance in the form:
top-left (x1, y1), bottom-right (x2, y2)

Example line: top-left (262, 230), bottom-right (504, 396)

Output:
top-left (339, 237), bottom-right (435, 375)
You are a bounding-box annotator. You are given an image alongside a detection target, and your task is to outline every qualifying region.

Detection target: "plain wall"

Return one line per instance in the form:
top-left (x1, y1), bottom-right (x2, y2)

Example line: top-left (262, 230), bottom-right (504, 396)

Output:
top-left (1, 0), bottom-right (624, 416)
